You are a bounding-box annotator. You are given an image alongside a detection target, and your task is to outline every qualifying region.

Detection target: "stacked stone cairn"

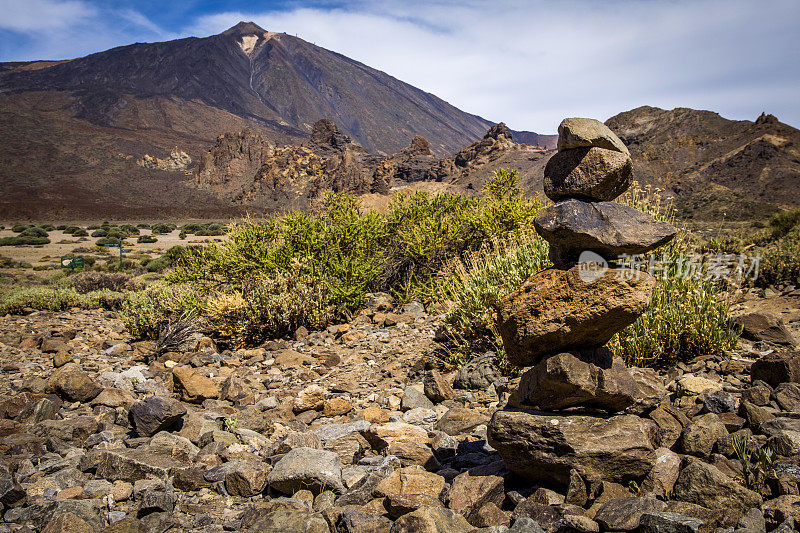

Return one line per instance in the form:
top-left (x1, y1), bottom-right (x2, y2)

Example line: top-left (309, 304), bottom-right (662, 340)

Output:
top-left (487, 118), bottom-right (678, 489)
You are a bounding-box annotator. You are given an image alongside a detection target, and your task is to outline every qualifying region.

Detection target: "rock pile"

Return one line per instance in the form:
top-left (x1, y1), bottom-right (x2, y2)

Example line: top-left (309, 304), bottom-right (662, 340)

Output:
top-left (489, 118), bottom-right (677, 486)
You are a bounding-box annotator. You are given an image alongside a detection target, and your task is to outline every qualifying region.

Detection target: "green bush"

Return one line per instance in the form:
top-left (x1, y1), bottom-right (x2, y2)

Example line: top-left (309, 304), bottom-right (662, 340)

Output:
top-left (96, 236), bottom-right (122, 246)
top-left (41, 224), bottom-right (55, 231)
top-left (769, 208), bottom-right (800, 239)
top-left (120, 284), bottom-right (204, 339)
top-left (0, 236), bottom-right (51, 246)
top-left (119, 224), bottom-right (140, 236)
top-left (381, 168), bottom-right (540, 299)
top-left (181, 222), bottom-right (226, 236)
top-left (125, 169), bottom-right (537, 344)
top-left (204, 271), bottom-right (336, 346)
top-left (11, 224), bottom-right (30, 233)
top-left (435, 229), bottom-right (550, 361)
top-left (0, 286), bottom-right (124, 314)
top-left (137, 235), bottom-right (158, 244)
top-left (608, 254), bottom-right (741, 367)
top-left (20, 227), bottom-right (48, 238)
top-left (72, 271), bottom-right (137, 293)
top-left (63, 226), bottom-right (82, 235)
top-left (141, 247), bottom-right (183, 272)
top-left (151, 223), bottom-right (177, 235)
top-left (757, 226), bottom-right (800, 287)
top-left (91, 229), bottom-right (108, 237)
top-left (72, 228), bottom-right (88, 237)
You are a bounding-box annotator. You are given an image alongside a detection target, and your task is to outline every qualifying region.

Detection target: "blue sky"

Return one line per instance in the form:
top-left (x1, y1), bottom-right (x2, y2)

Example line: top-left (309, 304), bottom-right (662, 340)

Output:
top-left (1, 0), bottom-right (799, 133)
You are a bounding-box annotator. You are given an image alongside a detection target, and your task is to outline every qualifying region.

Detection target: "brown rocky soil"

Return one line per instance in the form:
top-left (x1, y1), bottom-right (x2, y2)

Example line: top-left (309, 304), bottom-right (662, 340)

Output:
top-left (1, 287), bottom-right (799, 532)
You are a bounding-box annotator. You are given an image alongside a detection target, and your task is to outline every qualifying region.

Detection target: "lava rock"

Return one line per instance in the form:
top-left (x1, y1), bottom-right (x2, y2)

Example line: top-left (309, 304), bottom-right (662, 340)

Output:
top-left (735, 312), bottom-right (796, 346)
top-left (487, 409), bottom-right (656, 485)
top-left (267, 447), bottom-right (344, 495)
top-left (534, 199), bottom-right (677, 264)
top-left (44, 363), bottom-right (102, 403)
top-left (128, 397), bottom-right (186, 437)
top-left (751, 351), bottom-right (800, 387)
top-left (517, 351), bottom-right (666, 412)
top-left (544, 146), bottom-right (632, 201)
top-left (557, 117), bottom-right (630, 154)
top-left (497, 265), bottom-right (656, 366)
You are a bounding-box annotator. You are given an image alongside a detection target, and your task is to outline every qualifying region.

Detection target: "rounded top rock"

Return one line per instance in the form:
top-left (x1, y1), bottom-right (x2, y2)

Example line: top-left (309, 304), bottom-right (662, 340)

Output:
top-left (558, 118), bottom-right (630, 155)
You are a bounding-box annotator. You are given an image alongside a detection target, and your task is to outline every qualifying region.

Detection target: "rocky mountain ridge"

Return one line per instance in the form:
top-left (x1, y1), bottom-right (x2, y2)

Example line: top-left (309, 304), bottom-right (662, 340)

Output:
top-left (606, 107), bottom-right (800, 219)
top-left (0, 21), bottom-right (554, 219)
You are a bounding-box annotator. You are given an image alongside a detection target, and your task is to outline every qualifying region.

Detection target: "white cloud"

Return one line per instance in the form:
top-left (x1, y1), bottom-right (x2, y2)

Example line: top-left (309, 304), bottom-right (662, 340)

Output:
top-left (0, 0), bottom-right (96, 31)
top-left (183, 0), bottom-right (800, 132)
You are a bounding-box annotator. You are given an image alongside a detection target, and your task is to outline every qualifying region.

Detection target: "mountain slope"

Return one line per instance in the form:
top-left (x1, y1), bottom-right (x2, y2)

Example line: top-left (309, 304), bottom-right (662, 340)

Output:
top-left (0, 21), bottom-right (494, 156)
top-left (0, 21), bottom-right (560, 218)
top-left (606, 107), bottom-right (800, 219)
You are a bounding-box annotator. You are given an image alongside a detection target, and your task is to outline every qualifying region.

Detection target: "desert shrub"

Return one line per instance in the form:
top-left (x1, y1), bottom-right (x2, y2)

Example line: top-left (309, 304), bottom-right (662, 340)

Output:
top-left (137, 223), bottom-right (151, 229)
top-left (120, 283), bottom-right (205, 339)
top-left (127, 170), bottom-right (544, 344)
top-left (72, 271), bottom-right (137, 293)
top-left (91, 229), bottom-right (108, 237)
top-left (756, 226), bottom-right (800, 287)
top-left (20, 227), bottom-right (48, 238)
top-left (435, 229), bottom-right (550, 360)
top-left (104, 259), bottom-right (137, 272)
top-left (142, 247), bottom-right (183, 273)
top-left (607, 254), bottom-right (741, 367)
top-left (138, 235), bottom-right (158, 244)
top-left (151, 223), bottom-right (177, 235)
top-left (72, 228), bottom-right (88, 237)
top-left (119, 224), bottom-right (140, 235)
top-left (41, 224), bottom-right (55, 231)
top-left (769, 208), bottom-right (800, 239)
top-left (96, 236), bottom-right (122, 246)
top-left (0, 286), bottom-right (124, 314)
top-left (204, 271), bottom-right (337, 346)
top-left (0, 226), bottom-right (51, 245)
top-left (381, 169), bottom-right (540, 299)
top-left (11, 224), bottom-right (30, 233)
top-left (63, 226), bottom-right (82, 235)
top-left (0, 236), bottom-right (50, 246)
top-left (169, 194), bottom-right (386, 312)
top-left (181, 222), bottom-right (226, 236)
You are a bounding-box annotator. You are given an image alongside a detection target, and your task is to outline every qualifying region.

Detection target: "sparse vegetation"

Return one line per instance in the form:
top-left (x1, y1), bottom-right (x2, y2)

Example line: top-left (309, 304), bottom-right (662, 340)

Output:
top-left (733, 435), bottom-right (775, 491)
top-left (72, 271), bottom-right (138, 294)
top-left (0, 286), bottom-right (124, 314)
top-left (120, 169), bottom-right (540, 345)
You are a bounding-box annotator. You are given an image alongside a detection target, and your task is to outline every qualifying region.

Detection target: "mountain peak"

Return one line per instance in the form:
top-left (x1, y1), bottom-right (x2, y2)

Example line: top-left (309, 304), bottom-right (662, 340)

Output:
top-left (221, 21), bottom-right (267, 36)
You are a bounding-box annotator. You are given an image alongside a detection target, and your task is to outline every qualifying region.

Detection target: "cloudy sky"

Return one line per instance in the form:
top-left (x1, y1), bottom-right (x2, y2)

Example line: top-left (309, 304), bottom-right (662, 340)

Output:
top-left (1, 0), bottom-right (798, 133)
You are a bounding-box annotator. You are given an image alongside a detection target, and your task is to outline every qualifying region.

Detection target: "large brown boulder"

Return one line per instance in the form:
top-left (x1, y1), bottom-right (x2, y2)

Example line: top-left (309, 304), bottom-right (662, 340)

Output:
top-left (558, 117), bottom-right (630, 154)
top-left (534, 200), bottom-right (677, 264)
top-left (128, 397), bottom-right (187, 437)
top-left (497, 265), bottom-right (656, 367)
top-left (543, 147), bottom-right (632, 201)
top-left (172, 366), bottom-right (219, 403)
top-left (734, 312), bottom-right (796, 346)
top-left (672, 457), bottom-right (762, 514)
top-left (45, 363), bottom-right (102, 403)
top-left (487, 409), bottom-right (657, 485)
top-left (517, 351), bottom-right (666, 412)
top-left (751, 351), bottom-right (800, 387)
